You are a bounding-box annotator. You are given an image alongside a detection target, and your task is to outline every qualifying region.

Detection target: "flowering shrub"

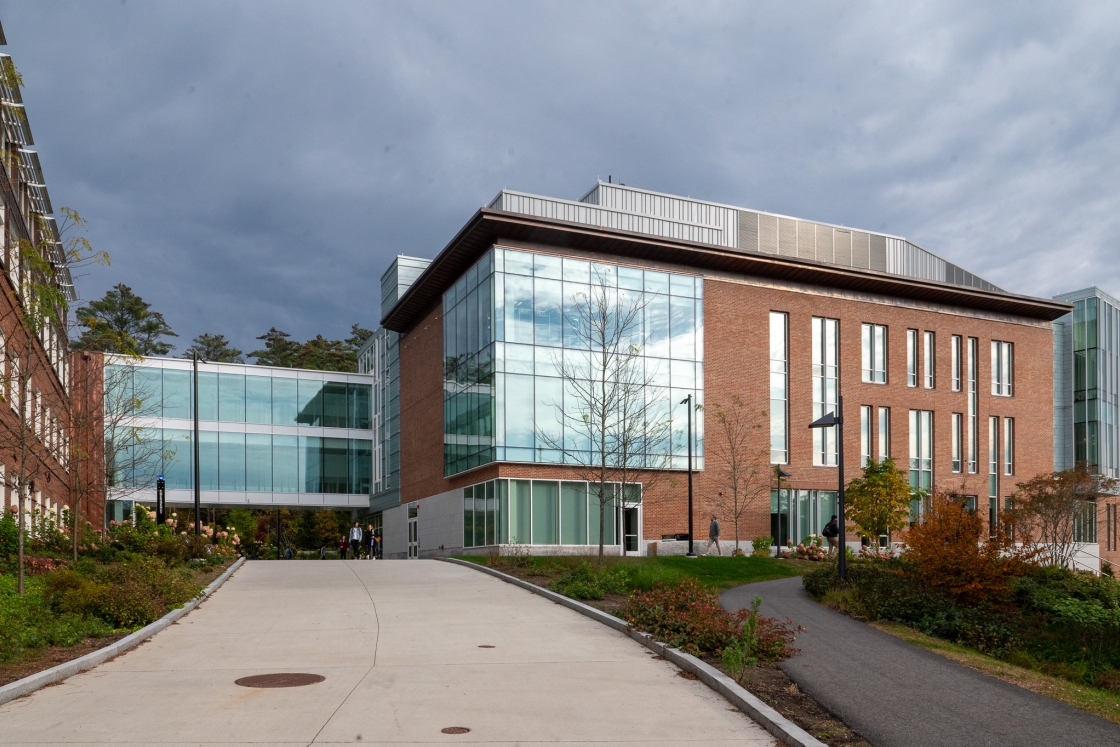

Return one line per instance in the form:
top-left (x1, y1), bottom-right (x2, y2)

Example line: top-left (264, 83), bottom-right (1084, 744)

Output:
top-left (859, 545), bottom-right (893, 561)
top-left (622, 578), bottom-right (749, 655)
top-left (793, 535), bottom-right (828, 561)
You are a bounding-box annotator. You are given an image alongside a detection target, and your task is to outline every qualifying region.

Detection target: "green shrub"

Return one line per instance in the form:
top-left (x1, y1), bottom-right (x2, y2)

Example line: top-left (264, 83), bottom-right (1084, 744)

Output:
top-left (549, 561), bottom-right (630, 600)
top-left (721, 595), bottom-right (799, 677)
top-left (751, 536), bottom-right (773, 552)
top-left (622, 578), bottom-right (748, 656)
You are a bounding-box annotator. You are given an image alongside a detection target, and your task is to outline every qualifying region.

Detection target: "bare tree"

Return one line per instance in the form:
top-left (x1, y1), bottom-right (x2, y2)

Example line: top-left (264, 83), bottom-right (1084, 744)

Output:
top-left (536, 270), bottom-right (673, 564)
top-left (1007, 467), bottom-right (1117, 570)
top-left (707, 396), bottom-right (770, 553)
top-left (67, 352), bottom-right (165, 559)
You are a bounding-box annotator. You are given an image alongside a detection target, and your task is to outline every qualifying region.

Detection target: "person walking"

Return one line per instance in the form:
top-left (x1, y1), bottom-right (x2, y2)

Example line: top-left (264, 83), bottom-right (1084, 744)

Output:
top-left (374, 529), bottom-right (382, 559)
top-left (822, 514), bottom-right (840, 556)
top-left (349, 522), bottom-right (364, 559)
top-left (338, 535), bottom-right (348, 559)
top-left (706, 514), bottom-right (721, 556)
top-left (367, 524), bottom-right (375, 559)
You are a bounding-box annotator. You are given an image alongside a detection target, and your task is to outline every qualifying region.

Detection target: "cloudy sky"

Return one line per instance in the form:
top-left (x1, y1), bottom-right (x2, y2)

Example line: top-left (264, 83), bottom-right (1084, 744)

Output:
top-left (1, 1), bottom-right (1117, 355)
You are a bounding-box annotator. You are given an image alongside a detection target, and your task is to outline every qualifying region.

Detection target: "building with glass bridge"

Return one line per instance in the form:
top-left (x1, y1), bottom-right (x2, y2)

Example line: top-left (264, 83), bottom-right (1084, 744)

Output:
top-left (104, 356), bottom-right (374, 517)
top-left (372, 181), bottom-right (1069, 559)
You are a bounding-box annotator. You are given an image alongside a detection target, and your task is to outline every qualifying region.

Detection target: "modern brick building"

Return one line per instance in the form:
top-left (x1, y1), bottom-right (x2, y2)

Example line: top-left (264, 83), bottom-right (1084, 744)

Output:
top-left (0, 25), bottom-right (77, 531)
top-left (375, 182), bottom-right (1069, 561)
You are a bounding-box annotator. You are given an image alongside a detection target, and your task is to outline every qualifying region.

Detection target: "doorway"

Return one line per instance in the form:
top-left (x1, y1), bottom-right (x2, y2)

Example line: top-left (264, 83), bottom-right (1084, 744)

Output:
top-left (623, 506), bottom-right (641, 554)
top-left (407, 503), bottom-right (419, 559)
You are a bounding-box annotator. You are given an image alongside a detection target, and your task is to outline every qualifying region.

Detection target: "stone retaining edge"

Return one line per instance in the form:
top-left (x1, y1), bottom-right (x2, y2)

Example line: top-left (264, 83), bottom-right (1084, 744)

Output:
top-left (441, 557), bottom-right (826, 747)
top-left (0, 556), bottom-right (246, 706)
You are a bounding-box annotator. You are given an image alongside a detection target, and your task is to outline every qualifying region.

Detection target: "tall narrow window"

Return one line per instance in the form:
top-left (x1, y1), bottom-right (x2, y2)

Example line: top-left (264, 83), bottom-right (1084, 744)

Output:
top-left (923, 331), bottom-right (935, 389)
top-left (967, 337), bottom-right (978, 473)
top-left (878, 407), bottom-right (890, 461)
top-left (989, 416), bottom-right (999, 508)
top-left (1004, 418), bottom-right (1014, 475)
top-left (861, 323), bottom-right (887, 383)
top-left (992, 340), bottom-right (1013, 396)
top-left (909, 410), bottom-right (933, 520)
top-left (770, 312), bottom-right (788, 464)
top-left (951, 413), bottom-right (962, 473)
top-left (907, 329), bottom-right (918, 387)
top-left (950, 335), bottom-right (961, 391)
top-left (812, 317), bottom-right (839, 466)
top-left (860, 405), bottom-right (872, 467)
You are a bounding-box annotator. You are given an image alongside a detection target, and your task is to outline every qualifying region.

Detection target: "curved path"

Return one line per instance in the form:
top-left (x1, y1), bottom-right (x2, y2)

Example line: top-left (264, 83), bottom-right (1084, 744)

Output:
top-left (722, 576), bottom-right (1120, 747)
top-left (1, 560), bottom-right (775, 746)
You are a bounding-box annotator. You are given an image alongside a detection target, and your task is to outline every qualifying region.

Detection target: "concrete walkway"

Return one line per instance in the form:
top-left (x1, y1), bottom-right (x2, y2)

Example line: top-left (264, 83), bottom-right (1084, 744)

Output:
top-left (722, 576), bottom-right (1120, 747)
top-left (1, 560), bottom-right (774, 746)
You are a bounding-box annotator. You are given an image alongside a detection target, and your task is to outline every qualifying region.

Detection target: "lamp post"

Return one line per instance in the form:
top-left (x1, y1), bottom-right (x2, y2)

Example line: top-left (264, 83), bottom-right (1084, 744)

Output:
top-left (681, 394), bottom-right (695, 557)
top-left (809, 394), bottom-right (846, 580)
top-left (156, 475), bottom-right (165, 527)
top-left (192, 353), bottom-right (201, 537)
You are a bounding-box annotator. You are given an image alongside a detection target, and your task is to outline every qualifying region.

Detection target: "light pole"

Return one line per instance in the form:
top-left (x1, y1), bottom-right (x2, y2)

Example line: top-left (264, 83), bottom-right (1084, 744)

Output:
top-left (192, 353), bottom-right (201, 537)
top-left (681, 394), bottom-right (695, 557)
top-left (809, 394), bottom-right (846, 580)
top-left (774, 467), bottom-right (791, 546)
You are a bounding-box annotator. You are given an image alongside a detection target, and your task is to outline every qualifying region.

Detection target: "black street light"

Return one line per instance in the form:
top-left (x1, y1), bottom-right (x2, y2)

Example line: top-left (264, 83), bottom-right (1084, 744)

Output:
top-left (774, 467), bottom-right (791, 546)
top-left (809, 394), bottom-right (846, 580)
top-left (156, 474), bottom-right (165, 527)
top-left (681, 393), bottom-right (695, 557)
top-left (192, 353), bottom-right (201, 537)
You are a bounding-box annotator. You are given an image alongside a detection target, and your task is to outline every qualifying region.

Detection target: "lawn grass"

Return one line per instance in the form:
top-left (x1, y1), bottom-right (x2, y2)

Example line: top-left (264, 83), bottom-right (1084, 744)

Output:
top-left (455, 553), bottom-right (813, 593)
top-left (872, 620), bottom-right (1120, 726)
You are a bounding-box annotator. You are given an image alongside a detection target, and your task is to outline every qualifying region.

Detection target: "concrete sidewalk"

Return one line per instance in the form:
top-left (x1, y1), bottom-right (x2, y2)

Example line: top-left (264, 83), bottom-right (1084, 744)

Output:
top-left (1, 560), bottom-right (775, 746)
top-left (722, 576), bottom-right (1120, 747)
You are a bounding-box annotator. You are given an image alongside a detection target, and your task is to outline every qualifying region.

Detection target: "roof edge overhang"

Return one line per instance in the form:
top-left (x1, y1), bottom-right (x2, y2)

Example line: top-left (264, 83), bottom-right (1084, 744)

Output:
top-left (381, 209), bottom-right (1072, 333)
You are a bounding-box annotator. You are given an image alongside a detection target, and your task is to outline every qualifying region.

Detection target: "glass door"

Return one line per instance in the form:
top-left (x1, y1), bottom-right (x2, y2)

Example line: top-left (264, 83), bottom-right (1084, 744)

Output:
top-left (407, 503), bottom-right (419, 559)
top-left (623, 506), bottom-right (641, 554)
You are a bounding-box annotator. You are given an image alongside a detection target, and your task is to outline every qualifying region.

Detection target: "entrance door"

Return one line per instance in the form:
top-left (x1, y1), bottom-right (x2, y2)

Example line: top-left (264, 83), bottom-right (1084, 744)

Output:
top-left (407, 503), bottom-right (419, 559)
top-left (623, 506), bottom-right (640, 555)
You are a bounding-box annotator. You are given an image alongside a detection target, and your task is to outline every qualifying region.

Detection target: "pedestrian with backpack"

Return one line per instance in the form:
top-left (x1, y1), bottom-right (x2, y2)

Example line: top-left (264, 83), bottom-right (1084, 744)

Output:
top-left (822, 515), bottom-right (840, 556)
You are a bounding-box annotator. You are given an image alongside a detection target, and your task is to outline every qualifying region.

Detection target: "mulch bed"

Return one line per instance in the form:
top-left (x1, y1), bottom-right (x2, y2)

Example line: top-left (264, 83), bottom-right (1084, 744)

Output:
top-left (0, 633), bottom-right (130, 687)
top-left (477, 560), bottom-right (870, 747)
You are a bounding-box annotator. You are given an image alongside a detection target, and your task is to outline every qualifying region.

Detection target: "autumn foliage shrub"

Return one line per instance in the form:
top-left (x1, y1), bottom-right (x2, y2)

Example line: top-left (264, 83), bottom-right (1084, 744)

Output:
top-left (904, 489), bottom-right (1035, 606)
top-left (622, 578), bottom-right (797, 660)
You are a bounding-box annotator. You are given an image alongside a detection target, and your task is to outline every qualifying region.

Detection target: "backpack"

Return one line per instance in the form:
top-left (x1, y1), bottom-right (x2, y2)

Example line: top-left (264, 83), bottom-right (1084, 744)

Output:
top-left (822, 520), bottom-right (839, 538)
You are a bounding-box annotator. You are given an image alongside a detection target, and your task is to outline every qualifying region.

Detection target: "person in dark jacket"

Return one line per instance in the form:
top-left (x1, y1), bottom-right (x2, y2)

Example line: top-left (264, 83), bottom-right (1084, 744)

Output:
top-left (822, 515), bottom-right (840, 555)
top-left (338, 535), bottom-right (348, 559)
top-left (706, 514), bottom-right (721, 556)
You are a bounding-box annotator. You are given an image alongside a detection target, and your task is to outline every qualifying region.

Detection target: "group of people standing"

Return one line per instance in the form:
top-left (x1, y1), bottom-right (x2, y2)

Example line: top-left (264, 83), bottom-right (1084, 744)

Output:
top-left (334, 522), bottom-right (381, 559)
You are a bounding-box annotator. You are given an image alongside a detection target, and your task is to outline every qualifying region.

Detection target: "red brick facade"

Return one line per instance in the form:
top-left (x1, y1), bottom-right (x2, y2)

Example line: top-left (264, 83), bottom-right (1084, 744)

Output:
top-left (397, 243), bottom-right (1058, 550)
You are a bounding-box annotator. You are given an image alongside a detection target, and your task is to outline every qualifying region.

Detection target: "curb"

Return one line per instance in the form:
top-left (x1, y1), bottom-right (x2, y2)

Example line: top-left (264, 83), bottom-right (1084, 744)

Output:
top-left (0, 556), bottom-right (246, 706)
top-left (441, 557), bottom-right (826, 747)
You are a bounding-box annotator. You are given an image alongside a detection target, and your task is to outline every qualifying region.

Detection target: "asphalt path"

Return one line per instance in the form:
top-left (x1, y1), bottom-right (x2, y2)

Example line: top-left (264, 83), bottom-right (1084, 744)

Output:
top-left (722, 575), bottom-right (1120, 747)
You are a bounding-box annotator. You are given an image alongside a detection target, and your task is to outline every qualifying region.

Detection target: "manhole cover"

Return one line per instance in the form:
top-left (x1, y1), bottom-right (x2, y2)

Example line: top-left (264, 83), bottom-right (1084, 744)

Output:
top-left (235, 673), bottom-right (325, 688)
top-left (441, 726), bottom-right (471, 734)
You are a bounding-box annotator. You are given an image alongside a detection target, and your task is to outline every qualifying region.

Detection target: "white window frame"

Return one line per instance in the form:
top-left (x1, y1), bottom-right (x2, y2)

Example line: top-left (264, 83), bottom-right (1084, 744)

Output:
top-left (1004, 417), bottom-right (1014, 476)
top-left (951, 412), bottom-right (962, 473)
top-left (992, 340), bottom-right (1013, 396)
top-left (950, 335), bottom-right (961, 391)
top-left (770, 312), bottom-right (789, 464)
top-left (812, 317), bottom-right (840, 467)
top-left (877, 406), bottom-right (890, 461)
top-left (860, 405), bottom-right (872, 467)
top-left (906, 329), bottom-right (918, 387)
top-left (923, 331), bottom-right (935, 389)
top-left (861, 323), bottom-right (887, 384)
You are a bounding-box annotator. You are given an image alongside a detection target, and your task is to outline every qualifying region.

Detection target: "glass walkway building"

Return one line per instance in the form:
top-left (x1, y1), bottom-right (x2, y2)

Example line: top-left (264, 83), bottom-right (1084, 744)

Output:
top-left (106, 357), bottom-right (375, 511)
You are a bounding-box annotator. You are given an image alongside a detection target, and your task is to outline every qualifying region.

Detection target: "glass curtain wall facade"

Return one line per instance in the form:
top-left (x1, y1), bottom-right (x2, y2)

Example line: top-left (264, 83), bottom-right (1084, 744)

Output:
top-left (462, 477), bottom-right (639, 547)
top-left (444, 247), bottom-right (704, 476)
top-left (770, 489), bottom-right (838, 547)
top-left (105, 360), bottom-right (374, 499)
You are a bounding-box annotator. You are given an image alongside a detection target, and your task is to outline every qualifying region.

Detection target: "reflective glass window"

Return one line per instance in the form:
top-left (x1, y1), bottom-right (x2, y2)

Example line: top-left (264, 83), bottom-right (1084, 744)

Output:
top-left (245, 433), bottom-right (271, 491)
top-left (133, 368), bottom-right (162, 415)
top-left (199, 430), bottom-right (219, 490)
top-left (218, 374), bottom-right (245, 422)
top-left (197, 372), bottom-right (218, 421)
top-left (245, 376), bottom-right (271, 424)
top-left (322, 437), bottom-right (348, 493)
top-left (349, 439), bottom-right (372, 494)
top-left (300, 436), bottom-right (322, 492)
top-left (532, 480), bottom-right (559, 544)
top-left (219, 432), bottom-right (245, 491)
top-left (322, 382), bottom-right (348, 428)
top-left (348, 384), bottom-right (372, 430)
top-left (271, 377), bottom-right (298, 425)
top-left (509, 479), bottom-right (532, 544)
top-left (163, 429), bottom-right (192, 490)
top-left (273, 435), bottom-right (298, 492)
top-left (163, 370), bottom-right (191, 419)
top-left (560, 482), bottom-right (588, 544)
top-left (297, 379), bottom-right (323, 426)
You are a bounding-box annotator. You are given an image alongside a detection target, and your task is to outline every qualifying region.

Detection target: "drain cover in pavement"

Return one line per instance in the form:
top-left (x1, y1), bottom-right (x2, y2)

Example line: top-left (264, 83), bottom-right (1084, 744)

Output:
top-left (441, 727), bottom-right (471, 734)
top-left (235, 673), bottom-right (325, 688)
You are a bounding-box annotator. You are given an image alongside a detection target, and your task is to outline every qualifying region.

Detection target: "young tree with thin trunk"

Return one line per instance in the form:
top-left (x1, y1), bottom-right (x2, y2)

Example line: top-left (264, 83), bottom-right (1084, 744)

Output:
top-left (1006, 466), bottom-right (1116, 570)
top-left (536, 271), bottom-right (672, 564)
top-left (707, 396), bottom-right (769, 553)
top-left (844, 457), bottom-right (912, 544)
